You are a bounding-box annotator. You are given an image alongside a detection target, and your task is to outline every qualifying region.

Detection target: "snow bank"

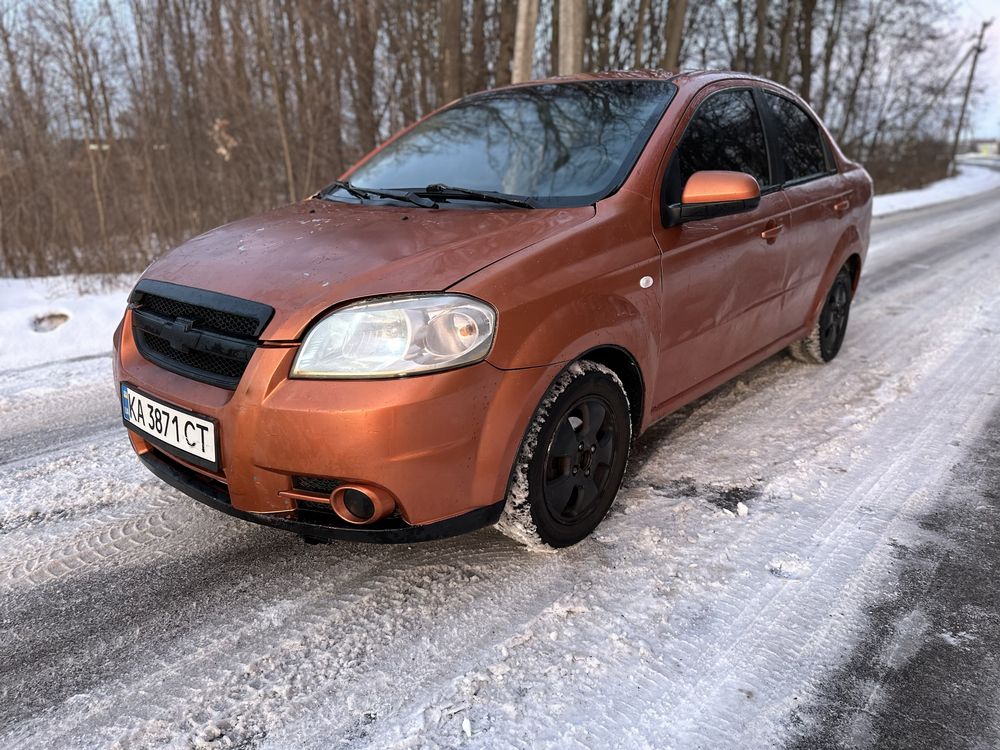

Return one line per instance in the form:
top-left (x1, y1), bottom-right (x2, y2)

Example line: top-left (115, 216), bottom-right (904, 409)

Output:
top-left (873, 162), bottom-right (1000, 218)
top-left (0, 276), bottom-right (131, 370)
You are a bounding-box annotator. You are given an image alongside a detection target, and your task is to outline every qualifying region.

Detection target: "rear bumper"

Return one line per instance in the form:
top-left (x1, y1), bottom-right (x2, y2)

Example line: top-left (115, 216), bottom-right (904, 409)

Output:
top-left (140, 450), bottom-right (506, 543)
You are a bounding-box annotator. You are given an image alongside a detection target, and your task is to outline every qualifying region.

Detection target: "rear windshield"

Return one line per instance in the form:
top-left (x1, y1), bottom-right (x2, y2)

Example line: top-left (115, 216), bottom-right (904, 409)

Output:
top-left (346, 79), bottom-right (676, 208)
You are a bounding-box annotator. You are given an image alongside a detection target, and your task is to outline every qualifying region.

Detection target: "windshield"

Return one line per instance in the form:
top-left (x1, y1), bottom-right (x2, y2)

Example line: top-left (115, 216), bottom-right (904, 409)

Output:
top-left (344, 79), bottom-right (676, 208)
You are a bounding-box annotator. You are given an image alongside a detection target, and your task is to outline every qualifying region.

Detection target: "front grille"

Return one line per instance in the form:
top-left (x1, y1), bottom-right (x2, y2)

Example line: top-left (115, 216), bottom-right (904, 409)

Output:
top-left (129, 280), bottom-right (273, 389)
top-left (140, 330), bottom-right (248, 381)
top-left (140, 294), bottom-right (259, 338)
top-left (150, 446), bottom-right (229, 495)
top-left (292, 476), bottom-right (341, 494)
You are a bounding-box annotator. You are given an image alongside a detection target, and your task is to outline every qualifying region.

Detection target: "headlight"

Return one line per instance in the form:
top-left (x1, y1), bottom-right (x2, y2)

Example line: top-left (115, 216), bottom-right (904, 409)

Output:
top-left (291, 294), bottom-right (496, 379)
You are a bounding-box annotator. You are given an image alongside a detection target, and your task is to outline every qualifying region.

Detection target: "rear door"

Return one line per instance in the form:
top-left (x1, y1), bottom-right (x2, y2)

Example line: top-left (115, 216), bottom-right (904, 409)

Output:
top-left (757, 89), bottom-right (848, 332)
top-left (650, 85), bottom-right (791, 409)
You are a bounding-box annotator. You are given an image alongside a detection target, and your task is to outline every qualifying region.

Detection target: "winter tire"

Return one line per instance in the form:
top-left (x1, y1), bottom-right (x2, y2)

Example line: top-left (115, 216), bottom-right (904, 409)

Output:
top-left (788, 265), bottom-right (853, 364)
top-left (496, 360), bottom-right (632, 550)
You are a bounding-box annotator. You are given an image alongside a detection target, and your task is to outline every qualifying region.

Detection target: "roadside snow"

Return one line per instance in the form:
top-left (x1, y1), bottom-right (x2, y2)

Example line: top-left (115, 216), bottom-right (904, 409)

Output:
top-left (0, 277), bottom-right (130, 370)
top-left (872, 161), bottom-right (1000, 217)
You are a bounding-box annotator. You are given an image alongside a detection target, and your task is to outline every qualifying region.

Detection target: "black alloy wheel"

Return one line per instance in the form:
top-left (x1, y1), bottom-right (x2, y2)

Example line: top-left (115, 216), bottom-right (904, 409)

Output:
top-left (542, 395), bottom-right (619, 526)
top-left (508, 363), bottom-right (632, 548)
top-left (819, 269), bottom-right (852, 361)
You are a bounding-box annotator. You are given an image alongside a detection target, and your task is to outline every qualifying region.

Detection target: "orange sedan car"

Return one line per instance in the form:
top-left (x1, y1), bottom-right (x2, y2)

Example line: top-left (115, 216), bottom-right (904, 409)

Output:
top-left (113, 71), bottom-right (872, 549)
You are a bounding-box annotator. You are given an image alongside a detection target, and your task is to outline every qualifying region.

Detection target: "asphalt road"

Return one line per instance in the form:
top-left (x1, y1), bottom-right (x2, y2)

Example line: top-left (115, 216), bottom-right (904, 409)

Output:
top-left (1, 185), bottom-right (1000, 749)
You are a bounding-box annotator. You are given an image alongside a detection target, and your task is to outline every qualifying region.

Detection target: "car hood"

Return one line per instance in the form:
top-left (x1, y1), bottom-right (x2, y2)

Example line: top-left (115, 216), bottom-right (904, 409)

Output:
top-left (142, 199), bottom-right (595, 340)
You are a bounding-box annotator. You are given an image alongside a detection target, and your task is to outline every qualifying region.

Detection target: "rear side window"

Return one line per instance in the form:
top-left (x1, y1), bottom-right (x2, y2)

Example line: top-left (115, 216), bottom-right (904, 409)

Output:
top-left (764, 93), bottom-right (829, 183)
top-left (676, 89), bottom-right (770, 188)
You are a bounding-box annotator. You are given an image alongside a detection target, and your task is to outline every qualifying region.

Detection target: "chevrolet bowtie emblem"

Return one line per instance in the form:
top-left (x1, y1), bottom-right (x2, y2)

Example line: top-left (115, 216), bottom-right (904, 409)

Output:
top-left (161, 317), bottom-right (198, 352)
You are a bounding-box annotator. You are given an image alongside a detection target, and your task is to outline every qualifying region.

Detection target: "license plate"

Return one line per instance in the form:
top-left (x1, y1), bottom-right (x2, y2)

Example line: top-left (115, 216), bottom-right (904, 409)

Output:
top-left (121, 383), bottom-right (218, 471)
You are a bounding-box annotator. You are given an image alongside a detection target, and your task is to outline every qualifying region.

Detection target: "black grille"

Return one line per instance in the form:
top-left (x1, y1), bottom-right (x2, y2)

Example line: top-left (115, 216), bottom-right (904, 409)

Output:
top-left (140, 294), bottom-right (259, 338)
top-left (293, 476), bottom-right (341, 494)
top-left (297, 499), bottom-right (335, 513)
top-left (140, 330), bottom-right (248, 381)
top-left (295, 497), bottom-right (405, 530)
top-left (129, 279), bottom-right (273, 389)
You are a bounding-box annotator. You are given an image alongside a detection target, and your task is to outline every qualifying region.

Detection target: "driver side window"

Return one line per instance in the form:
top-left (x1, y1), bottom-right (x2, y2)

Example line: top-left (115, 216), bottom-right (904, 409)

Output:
top-left (676, 89), bottom-right (771, 189)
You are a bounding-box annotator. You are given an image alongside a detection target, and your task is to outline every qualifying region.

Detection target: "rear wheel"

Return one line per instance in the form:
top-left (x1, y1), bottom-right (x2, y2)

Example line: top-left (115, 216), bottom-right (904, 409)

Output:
top-left (788, 265), bottom-right (853, 364)
top-left (496, 360), bottom-right (632, 550)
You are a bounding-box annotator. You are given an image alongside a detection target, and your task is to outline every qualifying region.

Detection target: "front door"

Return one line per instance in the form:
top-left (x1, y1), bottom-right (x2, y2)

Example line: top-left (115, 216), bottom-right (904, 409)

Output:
top-left (650, 86), bottom-right (791, 411)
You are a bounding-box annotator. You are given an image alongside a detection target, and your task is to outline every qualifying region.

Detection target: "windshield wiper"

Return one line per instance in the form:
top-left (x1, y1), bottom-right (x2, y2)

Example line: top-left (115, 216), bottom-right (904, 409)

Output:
top-left (421, 184), bottom-right (535, 209)
top-left (318, 180), bottom-right (437, 209)
top-left (317, 179), bottom-right (369, 201)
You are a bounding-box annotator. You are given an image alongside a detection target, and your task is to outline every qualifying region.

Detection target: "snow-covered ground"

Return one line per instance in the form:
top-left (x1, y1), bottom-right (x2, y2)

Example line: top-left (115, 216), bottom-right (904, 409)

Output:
top-left (0, 276), bottom-right (128, 370)
top-left (872, 157), bottom-right (1000, 217)
top-left (2, 175), bottom-right (1000, 749)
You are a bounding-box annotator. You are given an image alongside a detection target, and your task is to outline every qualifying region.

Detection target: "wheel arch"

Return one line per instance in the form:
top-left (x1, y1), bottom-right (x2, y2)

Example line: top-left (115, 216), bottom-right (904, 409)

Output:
top-left (845, 252), bottom-right (862, 293)
top-left (806, 226), bottom-right (864, 326)
top-left (577, 345), bottom-right (645, 436)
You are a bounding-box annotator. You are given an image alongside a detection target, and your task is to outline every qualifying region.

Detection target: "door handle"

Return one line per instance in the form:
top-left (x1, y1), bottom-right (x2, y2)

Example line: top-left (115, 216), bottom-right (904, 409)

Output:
top-left (760, 224), bottom-right (784, 240)
top-left (832, 198), bottom-right (850, 213)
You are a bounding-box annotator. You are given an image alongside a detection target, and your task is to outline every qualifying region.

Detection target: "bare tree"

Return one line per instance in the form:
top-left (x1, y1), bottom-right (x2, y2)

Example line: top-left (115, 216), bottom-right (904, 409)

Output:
top-left (798, 0), bottom-right (817, 102)
top-left (512, 0), bottom-right (539, 83)
top-left (557, 0), bottom-right (586, 75)
top-left (662, 0), bottom-right (688, 70)
top-left (753, 0), bottom-right (767, 74)
top-left (440, 0), bottom-right (462, 101)
top-left (496, 0), bottom-right (517, 85)
top-left (0, 0), bottom-right (974, 277)
top-left (633, 0), bottom-right (650, 67)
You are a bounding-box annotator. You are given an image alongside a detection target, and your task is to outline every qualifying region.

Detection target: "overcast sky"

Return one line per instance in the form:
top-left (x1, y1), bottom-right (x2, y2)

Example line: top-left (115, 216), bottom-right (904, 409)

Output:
top-left (960, 0), bottom-right (999, 137)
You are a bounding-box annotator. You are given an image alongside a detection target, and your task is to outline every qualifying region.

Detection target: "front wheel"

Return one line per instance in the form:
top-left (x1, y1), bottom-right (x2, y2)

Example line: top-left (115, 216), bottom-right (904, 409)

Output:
top-left (788, 265), bottom-right (854, 364)
top-left (496, 360), bottom-right (632, 550)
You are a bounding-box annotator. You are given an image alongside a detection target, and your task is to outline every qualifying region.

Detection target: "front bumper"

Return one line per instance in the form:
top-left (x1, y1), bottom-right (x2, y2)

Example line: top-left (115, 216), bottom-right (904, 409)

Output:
top-left (114, 310), bottom-right (560, 537)
top-left (139, 449), bottom-right (506, 543)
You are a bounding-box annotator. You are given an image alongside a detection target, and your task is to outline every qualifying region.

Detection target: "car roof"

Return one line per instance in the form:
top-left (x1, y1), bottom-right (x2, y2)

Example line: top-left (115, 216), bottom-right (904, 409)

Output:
top-left (494, 69), bottom-right (784, 94)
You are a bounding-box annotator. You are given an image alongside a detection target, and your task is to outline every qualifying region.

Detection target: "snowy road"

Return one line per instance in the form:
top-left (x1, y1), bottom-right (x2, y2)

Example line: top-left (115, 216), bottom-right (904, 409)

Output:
top-left (2, 186), bottom-right (1000, 749)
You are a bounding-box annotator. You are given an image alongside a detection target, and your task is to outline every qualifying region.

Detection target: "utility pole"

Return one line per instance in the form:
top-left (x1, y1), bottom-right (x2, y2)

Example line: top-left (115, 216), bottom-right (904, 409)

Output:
top-left (950, 18), bottom-right (993, 175)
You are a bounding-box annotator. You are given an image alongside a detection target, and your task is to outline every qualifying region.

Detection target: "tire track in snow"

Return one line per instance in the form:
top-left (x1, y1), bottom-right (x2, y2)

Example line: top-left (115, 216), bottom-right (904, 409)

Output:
top-left (0, 355), bottom-right (118, 468)
top-left (788, 404), bottom-right (1000, 749)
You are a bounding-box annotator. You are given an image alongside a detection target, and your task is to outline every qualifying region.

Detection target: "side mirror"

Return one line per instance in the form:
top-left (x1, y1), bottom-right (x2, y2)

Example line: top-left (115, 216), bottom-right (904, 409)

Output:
top-left (666, 170), bottom-right (762, 226)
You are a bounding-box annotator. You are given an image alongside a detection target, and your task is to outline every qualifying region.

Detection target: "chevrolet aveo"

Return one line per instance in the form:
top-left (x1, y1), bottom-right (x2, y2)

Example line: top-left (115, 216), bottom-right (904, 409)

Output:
top-left (114, 71), bottom-right (872, 549)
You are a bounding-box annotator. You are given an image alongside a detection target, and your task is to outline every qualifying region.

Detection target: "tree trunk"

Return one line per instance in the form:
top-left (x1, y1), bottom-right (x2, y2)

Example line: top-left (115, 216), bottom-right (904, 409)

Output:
top-left (350, 1), bottom-right (379, 154)
top-left (634, 0), bottom-right (650, 67)
top-left (469, 0), bottom-right (487, 91)
top-left (817, 0), bottom-right (846, 119)
top-left (753, 0), bottom-right (768, 74)
top-left (549, 0), bottom-right (559, 75)
top-left (557, 0), bottom-right (585, 75)
top-left (798, 0), bottom-right (817, 102)
top-left (661, 0), bottom-right (688, 70)
top-left (440, 0), bottom-right (462, 101)
top-left (836, 7), bottom-right (879, 144)
top-left (594, 0), bottom-right (613, 70)
top-left (774, 0), bottom-right (796, 85)
top-left (496, 0), bottom-right (517, 85)
top-left (512, 0), bottom-right (539, 83)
